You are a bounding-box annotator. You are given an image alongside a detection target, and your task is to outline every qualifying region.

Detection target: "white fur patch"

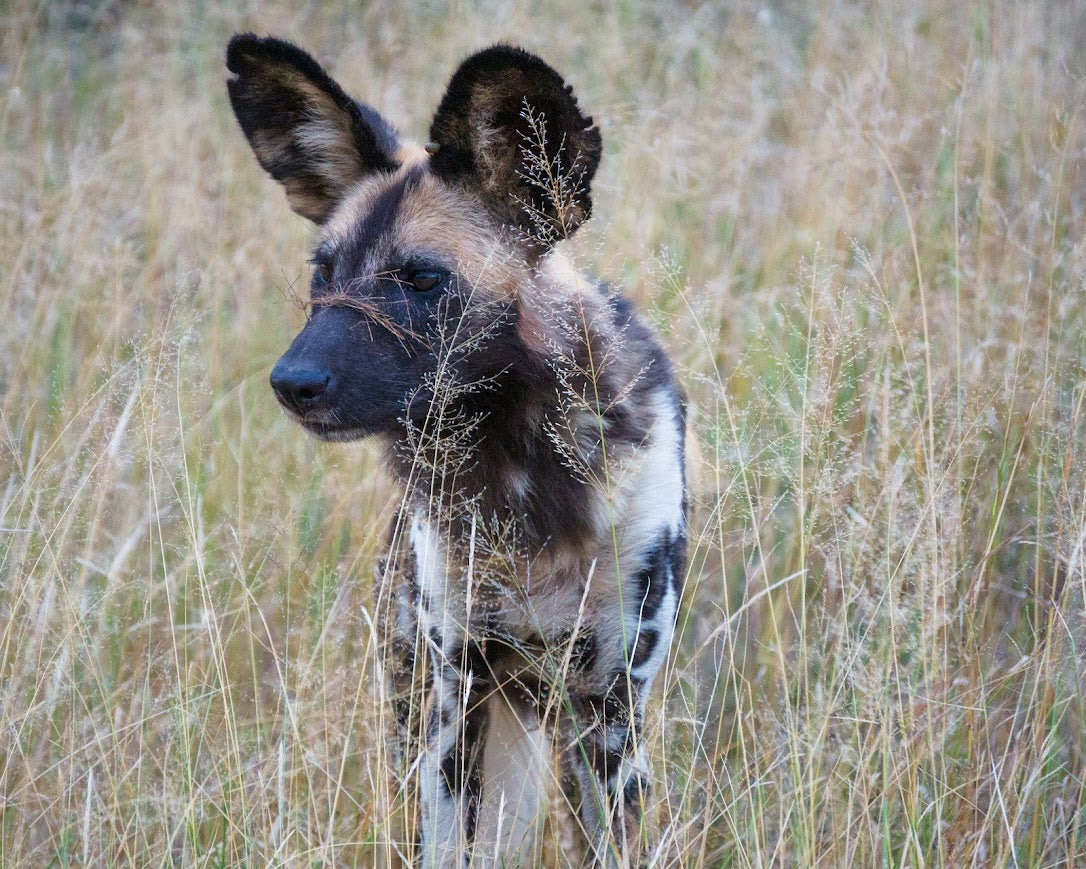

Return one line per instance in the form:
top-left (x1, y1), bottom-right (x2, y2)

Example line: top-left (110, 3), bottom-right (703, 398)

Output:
top-left (613, 388), bottom-right (685, 563)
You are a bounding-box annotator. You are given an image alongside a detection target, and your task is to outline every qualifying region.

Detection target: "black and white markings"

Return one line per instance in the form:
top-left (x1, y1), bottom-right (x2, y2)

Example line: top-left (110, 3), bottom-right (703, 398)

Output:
top-left (231, 34), bottom-right (689, 866)
top-left (627, 526), bottom-right (686, 683)
top-left (399, 382), bottom-right (686, 867)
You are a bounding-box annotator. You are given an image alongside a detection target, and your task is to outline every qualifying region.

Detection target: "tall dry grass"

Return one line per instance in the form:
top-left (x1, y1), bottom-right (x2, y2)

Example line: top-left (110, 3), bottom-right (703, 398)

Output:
top-left (1, 0), bottom-right (1084, 865)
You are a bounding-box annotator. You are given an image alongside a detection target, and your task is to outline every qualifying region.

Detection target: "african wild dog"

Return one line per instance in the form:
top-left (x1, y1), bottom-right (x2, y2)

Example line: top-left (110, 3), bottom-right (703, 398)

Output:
top-left (227, 34), bottom-right (686, 867)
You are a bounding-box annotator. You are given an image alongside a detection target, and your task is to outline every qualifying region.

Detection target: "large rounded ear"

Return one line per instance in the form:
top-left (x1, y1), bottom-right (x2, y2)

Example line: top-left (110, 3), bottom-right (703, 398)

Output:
top-left (226, 34), bottom-right (400, 224)
top-left (428, 46), bottom-right (602, 250)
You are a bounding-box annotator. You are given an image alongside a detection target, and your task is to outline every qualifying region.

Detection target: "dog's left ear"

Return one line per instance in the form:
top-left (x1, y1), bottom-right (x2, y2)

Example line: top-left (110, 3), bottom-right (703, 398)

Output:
top-left (428, 46), bottom-right (602, 250)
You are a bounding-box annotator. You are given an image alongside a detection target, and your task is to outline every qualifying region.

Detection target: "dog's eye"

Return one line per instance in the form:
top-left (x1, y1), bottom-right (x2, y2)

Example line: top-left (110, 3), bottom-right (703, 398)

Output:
top-left (313, 262), bottom-right (332, 288)
top-left (409, 271), bottom-right (442, 293)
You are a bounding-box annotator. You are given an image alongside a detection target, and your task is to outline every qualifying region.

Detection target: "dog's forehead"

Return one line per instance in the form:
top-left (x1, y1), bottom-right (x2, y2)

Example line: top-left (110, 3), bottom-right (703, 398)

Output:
top-left (320, 160), bottom-right (515, 278)
top-left (319, 166), bottom-right (415, 254)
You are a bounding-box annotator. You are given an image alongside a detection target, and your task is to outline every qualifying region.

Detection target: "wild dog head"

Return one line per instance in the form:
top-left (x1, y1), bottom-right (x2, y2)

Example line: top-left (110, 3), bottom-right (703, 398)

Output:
top-left (226, 35), bottom-right (602, 441)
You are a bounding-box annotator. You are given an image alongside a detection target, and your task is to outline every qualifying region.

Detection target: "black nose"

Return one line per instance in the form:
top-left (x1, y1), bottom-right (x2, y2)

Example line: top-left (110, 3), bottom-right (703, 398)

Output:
top-left (270, 361), bottom-right (332, 414)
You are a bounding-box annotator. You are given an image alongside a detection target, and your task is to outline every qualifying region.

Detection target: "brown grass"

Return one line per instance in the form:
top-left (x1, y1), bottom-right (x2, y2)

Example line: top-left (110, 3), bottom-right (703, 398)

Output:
top-left (1, 0), bottom-right (1084, 865)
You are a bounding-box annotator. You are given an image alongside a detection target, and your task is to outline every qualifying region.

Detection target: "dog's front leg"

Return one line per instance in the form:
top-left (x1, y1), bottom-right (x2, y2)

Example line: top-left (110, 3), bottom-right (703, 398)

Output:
top-left (410, 514), bottom-right (490, 866)
top-left (565, 676), bottom-right (652, 868)
top-left (419, 639), bottom-right (490, 868)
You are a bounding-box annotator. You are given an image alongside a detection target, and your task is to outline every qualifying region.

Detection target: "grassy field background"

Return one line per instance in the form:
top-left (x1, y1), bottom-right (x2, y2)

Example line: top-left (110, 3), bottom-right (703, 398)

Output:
top-left (2, 0), bottom-right (1085, 865)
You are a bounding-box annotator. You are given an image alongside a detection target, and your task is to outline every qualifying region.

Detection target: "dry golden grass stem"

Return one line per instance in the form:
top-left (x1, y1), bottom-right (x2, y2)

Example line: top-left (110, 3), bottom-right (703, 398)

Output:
top-left (2, 0), bottom-right (1085, 866)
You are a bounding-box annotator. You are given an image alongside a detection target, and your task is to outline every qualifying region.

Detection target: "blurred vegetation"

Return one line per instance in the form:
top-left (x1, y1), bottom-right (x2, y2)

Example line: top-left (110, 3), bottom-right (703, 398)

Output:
top-left (1, 0), bottom-right (1084, 865)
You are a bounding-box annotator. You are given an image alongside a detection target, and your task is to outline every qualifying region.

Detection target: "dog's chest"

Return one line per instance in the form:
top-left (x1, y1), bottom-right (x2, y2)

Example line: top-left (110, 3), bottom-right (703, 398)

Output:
top-left (407, 386), bottom-right (686, 646)
top-left (408, 508), bottom-right (605, 643)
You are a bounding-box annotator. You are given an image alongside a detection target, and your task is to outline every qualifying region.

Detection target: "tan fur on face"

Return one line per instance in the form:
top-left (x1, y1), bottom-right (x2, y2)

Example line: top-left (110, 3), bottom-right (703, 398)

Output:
top-left (516, 253), bottom-right (606, 361)
top-left (393, 173), bottom-right (525, 295)
top-left (321, 177), bottom-right (385, 243)
top-left (317, 154), bottom-right (607, 374)
top-left (322, 159), bottom-right (528, 298)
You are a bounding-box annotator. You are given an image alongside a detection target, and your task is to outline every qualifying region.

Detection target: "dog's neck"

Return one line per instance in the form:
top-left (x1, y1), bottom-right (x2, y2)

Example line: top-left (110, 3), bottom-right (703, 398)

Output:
top-left (389, 271), bottom-right (668, 557)
top-left (390, 368), bottom-right (601, 557)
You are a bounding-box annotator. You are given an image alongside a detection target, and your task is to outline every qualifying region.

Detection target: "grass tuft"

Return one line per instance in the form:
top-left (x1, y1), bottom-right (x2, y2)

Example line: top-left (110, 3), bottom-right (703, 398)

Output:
top-left (1, 1), bottom-right (1084, 865)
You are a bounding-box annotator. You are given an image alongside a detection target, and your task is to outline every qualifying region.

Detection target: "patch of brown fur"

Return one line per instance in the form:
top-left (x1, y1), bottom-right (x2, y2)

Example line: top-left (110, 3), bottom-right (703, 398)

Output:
top-left (294, 115), bottom-right (367, 180)
top-left (397, 175), bottom-right (525, 293)
top-left (282, 180), bottom-right (336, 224)
top-left (322, 160), bottom-right (530, 305)
top-left (516, 254), bottom-right (601, 360)
top-left (246, 66), bottom-right (376, 222)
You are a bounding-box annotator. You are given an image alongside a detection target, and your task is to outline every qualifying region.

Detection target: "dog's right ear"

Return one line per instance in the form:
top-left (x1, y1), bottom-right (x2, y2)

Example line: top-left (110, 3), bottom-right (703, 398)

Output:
top-left (226, 34), bottom-right (399, 224)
